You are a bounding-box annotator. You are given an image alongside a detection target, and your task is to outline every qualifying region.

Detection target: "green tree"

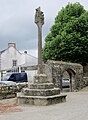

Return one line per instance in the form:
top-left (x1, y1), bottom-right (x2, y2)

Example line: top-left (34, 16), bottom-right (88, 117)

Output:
top-left (42, 2), bottom-right (88, 65)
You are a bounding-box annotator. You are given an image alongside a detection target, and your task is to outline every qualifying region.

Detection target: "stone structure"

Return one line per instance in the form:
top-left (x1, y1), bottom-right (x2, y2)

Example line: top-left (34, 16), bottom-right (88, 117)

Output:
top-left (83, 65), bottom-right (88, 77)
top-left (47, 60), bottom-right (83, 91)
top-left (17, 59), bottom-right (85, 105)
top-left (17, 8), bottom-right (67, 106)
top-left (17, 64), bottom-right (67, 106)
top-left (83, 77), bottom-right (88, 87)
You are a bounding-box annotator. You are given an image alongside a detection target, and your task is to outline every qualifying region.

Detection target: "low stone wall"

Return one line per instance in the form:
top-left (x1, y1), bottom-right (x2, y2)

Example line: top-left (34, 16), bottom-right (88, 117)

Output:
top-left (0, 85), bottom-right (17, 100)
top-left (83, 77), bottom-right (88, 87)
top-left (0, 83), bottom-right (28, 100)
top-left (0, 92), bottom-right (16, 100)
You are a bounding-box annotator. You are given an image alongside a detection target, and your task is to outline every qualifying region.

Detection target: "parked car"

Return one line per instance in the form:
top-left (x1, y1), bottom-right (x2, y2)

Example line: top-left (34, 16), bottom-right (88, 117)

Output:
top-left (1, 72), bottom-right (28, 83)
top-left (0, 81), bottom-right (16, 86)
top-left (62, 78), bottom-right (70, 88)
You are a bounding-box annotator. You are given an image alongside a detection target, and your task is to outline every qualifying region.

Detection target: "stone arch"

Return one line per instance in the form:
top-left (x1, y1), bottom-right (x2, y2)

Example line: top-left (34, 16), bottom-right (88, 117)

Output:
top-left (62, 68), bottom-right (76, 91)
top-left (47, 60), bottom-right (83, 91)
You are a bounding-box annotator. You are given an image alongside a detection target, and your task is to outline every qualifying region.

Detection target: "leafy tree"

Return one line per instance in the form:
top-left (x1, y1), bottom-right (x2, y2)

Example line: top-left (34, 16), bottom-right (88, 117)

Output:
top-left (42, 2), bottom-right (88, 65)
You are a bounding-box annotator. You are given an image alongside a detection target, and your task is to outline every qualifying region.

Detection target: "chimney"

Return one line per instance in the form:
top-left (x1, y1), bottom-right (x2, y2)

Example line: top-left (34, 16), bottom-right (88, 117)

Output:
top-left (8, 43), bottom-right (16, 48)
top-left (24, 51), bottom-right (27, 54)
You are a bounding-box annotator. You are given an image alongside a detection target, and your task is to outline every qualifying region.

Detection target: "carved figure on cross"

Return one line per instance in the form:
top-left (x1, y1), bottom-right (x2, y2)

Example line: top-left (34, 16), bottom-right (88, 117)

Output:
top-left (35, 7), bottom-right (44, 26)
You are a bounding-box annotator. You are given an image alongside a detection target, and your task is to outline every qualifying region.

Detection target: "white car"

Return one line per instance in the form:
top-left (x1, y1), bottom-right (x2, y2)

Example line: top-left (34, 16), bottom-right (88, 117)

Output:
top-left (62, 78), bottom-right (70, 88)
top-left (0, 81), bottom-right (16, 86)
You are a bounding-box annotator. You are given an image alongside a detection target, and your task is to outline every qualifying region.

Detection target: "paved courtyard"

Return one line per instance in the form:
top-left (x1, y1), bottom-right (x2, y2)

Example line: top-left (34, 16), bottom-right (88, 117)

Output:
top-left (0, 87), bottom-right (88, 120)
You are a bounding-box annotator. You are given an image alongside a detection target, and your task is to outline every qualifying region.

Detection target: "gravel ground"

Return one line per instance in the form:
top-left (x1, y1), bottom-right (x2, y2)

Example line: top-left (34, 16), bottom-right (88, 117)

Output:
top-left (0, 98), bottom-right (22, 113)
top-left (0, 87), bottom-right (88, 120)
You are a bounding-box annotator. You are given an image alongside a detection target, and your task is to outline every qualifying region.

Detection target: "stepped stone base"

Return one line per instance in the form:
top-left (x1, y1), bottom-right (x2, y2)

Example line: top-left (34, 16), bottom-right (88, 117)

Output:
top-left (17, 71), bottom-right (67, 106)
top-left (17, 93), bottom-right (67, 106)
top-left (29, 83), bottom-right (54, 89)
top-left (22, 88), bottom-right (60, 96)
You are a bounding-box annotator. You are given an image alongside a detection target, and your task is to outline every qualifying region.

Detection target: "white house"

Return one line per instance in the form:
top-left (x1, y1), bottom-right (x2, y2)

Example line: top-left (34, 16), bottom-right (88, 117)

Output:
top-left (0, 43), bottom-right (38, 72)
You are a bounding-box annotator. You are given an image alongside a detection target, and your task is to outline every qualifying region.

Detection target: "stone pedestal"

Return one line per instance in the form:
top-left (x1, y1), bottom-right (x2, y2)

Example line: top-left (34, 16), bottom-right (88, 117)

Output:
top-left (17, 73), bottom-right (67, 106)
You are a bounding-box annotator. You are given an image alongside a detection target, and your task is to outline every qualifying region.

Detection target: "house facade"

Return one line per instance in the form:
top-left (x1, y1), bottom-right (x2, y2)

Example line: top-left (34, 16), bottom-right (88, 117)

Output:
top-left (0, 43), bottom-right (38, 75)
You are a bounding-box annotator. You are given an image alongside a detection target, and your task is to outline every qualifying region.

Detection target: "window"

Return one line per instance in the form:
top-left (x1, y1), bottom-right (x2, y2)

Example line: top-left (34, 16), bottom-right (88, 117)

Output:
top-left (12, 60), bottom-right (17, 67)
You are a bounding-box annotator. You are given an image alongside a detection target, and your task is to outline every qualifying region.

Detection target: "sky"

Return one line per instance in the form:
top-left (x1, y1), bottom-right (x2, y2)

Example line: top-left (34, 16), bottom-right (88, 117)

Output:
top-left (0, 0), bottom-right (88, 57)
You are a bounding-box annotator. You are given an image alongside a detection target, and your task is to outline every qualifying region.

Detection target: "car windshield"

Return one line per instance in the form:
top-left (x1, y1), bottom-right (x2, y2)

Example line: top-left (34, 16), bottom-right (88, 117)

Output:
top-left (2, 74), bottom-right (12, 81)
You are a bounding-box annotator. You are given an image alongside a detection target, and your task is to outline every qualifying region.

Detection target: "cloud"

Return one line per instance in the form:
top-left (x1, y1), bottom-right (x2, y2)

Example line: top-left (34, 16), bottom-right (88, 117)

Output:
top-left (0, 0), bottom-right (87, 56)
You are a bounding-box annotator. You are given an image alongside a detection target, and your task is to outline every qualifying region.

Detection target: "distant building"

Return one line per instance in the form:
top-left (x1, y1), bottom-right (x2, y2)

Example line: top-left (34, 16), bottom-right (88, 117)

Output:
top-left (0, 43), bottom-right (38, 72)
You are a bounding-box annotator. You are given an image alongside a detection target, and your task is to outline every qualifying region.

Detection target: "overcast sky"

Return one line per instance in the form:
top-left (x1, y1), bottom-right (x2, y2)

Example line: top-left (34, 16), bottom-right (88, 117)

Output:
top-left (0, 0), bottom-right (87, 57)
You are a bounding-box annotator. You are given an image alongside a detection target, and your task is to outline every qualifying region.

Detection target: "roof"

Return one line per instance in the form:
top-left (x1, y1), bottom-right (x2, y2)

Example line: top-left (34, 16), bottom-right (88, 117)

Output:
top-left (0, 46), bottom-right (22, 55)
top-left (0, 49), bottom-right (7, 54)
top-left (21, 52), bottom-right (38, 67)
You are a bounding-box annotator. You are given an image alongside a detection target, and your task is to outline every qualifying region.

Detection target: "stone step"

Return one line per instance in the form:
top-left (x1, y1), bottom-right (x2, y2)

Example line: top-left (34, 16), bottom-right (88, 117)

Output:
top-left (22, 88), bottom-right (60, 96)
top-left (17, 93), bottom-right (67, 106)
top-left (29, 83), bottom-right (54, 89)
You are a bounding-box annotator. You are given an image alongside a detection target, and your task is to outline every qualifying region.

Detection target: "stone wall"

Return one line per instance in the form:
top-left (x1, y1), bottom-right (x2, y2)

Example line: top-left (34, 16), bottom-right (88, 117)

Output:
top-left (0, 83), bottom-right (28, 99)
top-left (83, 66), bottom-right (88, 77)
top-left (83, 77), bottom-right (88, 87)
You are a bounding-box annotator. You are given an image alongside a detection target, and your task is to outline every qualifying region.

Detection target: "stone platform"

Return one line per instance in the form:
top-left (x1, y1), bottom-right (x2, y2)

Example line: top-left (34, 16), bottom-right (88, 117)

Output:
top-left (17, 73), bottom-right (67, 106)
top-left (17, 93), bottom-right (66, 106)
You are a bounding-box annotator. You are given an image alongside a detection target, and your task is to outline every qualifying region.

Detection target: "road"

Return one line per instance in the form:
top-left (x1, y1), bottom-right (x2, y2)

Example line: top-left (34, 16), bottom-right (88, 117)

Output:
top-left (0, 87), bottom-right (88, 120)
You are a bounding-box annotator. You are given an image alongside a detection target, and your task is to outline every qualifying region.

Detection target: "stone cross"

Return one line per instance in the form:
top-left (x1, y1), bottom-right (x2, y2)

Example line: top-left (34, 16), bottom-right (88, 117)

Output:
top-left (35, 7), bottom-right (44, 71)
